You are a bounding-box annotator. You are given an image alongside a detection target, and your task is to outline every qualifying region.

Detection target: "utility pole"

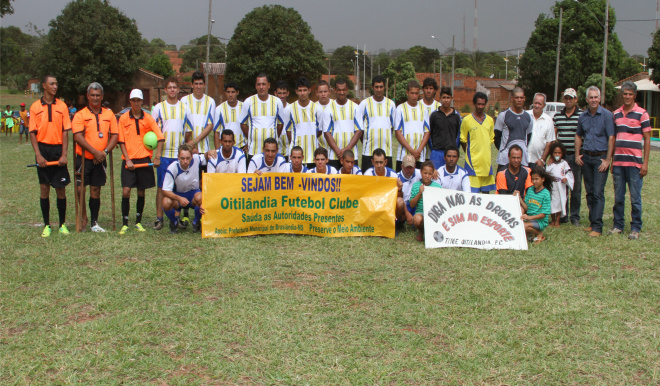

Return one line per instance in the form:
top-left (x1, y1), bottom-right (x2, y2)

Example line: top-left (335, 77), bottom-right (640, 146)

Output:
top-left (205, 0), bottom-right (212, 95)
top-left (363, 44), bottom-right (367, 100)
top-left (451, 35), bottom-right (455, 108)
top-left (601, 0), bottom-right (609, 105)
top-left (554, 8), bottom-right (563, 102)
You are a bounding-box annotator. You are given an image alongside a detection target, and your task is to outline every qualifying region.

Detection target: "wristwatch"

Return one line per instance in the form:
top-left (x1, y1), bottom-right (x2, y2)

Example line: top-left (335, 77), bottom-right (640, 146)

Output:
top-left (104, 149), bottom-right (109, 155)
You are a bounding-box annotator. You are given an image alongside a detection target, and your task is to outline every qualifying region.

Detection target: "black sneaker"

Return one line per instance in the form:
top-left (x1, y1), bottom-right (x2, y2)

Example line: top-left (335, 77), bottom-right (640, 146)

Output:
top-left (169, 220), bottom-right (178, 234)
top-left (192, 222), bottom-right (201, 233)
top-left (153, 219), bottom-right (164, 230)
top-left (177, 218), bottom-right (187, 229)
top-left (560, 216), bottom-right (569, 224)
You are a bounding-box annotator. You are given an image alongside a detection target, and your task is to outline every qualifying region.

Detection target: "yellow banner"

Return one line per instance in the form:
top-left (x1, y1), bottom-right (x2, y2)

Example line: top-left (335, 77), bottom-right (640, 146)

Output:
top-left (202, 173), bottom-right (397, 238)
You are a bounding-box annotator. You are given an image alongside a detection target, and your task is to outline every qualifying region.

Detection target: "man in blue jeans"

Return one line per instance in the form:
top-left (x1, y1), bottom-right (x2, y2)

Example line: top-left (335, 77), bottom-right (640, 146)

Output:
top-left (608, 81), bottom-right (651, 240)
top-left (574, 86), bottom-right (615, 237)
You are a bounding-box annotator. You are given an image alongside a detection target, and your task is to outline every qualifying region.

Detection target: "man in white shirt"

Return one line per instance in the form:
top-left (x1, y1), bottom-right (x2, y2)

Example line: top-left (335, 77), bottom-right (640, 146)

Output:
top-left (239, 73), bottom-right (284, 163)
top-left (206, 129), bottom-right (246, 174)
top-left (435, 145), bottom-right (470, 192)
top-left (323, 78), bottom-right (362, 170)
top-left (396, 154), bottom-right (421, 228)
top-left (527, 92), bottom-right (555, 167)
top-left (214, 81), bottom-right (245, 153)
top-left (183, 71), bottom-right (215, 155)
top-left (315, 80), bottom-right (332, 151)
top-left (275, 80), bottom-right (291, 159)
top-left (357, 75), bottom-right (396, 170)
top-left (247, 137), bottom-right (286, 175)
top-left (364, 148), bottom-right (396, 177)
top-left (307, 147), bottom-right (337, 174)
top-left (338, 149), bottom-right (362, 175)
top-left (394, 80), bottom-right (430, 171)
top-left (281, 146), bottom-right (308, 173)
top-left (286, 77), bottom-right (321, 169)
top-left (162, 144), bottom-right (206, 233)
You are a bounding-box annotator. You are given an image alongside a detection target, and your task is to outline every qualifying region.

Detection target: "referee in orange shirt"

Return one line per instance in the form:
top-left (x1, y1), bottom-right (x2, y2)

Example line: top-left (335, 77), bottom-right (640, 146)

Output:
top-left (72, 82), bottom-right (118, 232)
top-left (29, 75), bottom-right (71, 237)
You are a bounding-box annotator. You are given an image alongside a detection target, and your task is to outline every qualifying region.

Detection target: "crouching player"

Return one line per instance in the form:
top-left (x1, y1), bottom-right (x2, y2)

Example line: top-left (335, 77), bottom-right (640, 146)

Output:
top-left (162, 144), bottom-right (206, 233)
top-left (409, 161), bottom-right (442, 242)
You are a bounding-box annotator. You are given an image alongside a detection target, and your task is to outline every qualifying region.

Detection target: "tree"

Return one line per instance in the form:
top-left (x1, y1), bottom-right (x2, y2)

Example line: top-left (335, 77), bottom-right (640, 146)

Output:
top-left (330, 45), bottom-right (358, 75)
top-left (140, 38), bottom-right (176, 63)
top-left (394, 46), bottom-right (440, 73)
top-left (382, 61), bottom-right (417, 104)
top-left (0, 26), bottom-right (42, 81)
top-left (577, 73), bottom-right (616, 107)
top-left (36, 0), bottom-right (143, 100)
top-left (226, 5), bottom-right (326, 95)
top-left (329, 74), bottom-right (355, 99)
top-left (145, 53), bottom-right (174, 78)
top-left (180, 35), bottom-right (226, 73)
top-left (649, 28), bottom-right (660, 85)
top-left (519, 0), bottom-right (631, 103)
top-left (1, 0), bottom-right (15, 17)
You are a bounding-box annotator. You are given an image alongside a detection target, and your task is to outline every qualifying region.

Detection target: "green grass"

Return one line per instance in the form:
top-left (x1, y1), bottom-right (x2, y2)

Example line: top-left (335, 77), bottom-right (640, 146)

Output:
top-left (2, 134), bottom-right (660, 385)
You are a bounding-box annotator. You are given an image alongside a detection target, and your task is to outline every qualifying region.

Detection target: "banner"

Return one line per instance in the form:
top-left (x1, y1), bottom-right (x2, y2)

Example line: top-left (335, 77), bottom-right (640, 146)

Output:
top-left (423, 187), bottom-right (528, 250)
top-left (202, 173), bottom-right (397, 238)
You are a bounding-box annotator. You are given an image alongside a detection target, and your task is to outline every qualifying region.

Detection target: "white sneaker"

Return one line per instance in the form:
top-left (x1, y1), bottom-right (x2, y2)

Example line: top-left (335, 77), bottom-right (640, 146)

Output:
top-left (90, 223), bottom-right (106, 233)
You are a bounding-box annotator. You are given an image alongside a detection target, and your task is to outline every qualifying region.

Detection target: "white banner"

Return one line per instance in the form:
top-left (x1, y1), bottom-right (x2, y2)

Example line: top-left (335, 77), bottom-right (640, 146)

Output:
top-left (422, 187), bottom-right (528, 250)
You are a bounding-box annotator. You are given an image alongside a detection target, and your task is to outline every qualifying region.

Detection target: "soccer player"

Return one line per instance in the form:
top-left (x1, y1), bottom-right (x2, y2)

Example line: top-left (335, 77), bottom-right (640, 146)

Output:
top-left (364, 148), bottom-right (396, 177)
top-left (239, 73), bottom-right (285, 162)
top-left (394, 80), bottom-right (430, 171)
top-left (429, 86), bottom-right (462, 168)
top-left (162, 144), bottom-right (206, 233)
top-left (410, 161), bottom-right (443, 242)
top-left (420, 77), bottom-right (441, 116)
top-left (323, 78), bottom-right (362, 170)
top-left (247, 137), bottom-right (286, 175)
top-left (357, 75), bottom-right (396, 170)
top-left (286, 77), bottom-right (321, 169)
top-left (460, 92), bottom-right (496, 193)
top-left (214, 81), bottom-right (245, 152)
top-left (274, 80), bottom-right (291, 159)
top-left (435, 145), bottom-right (470, 192)
top-left (71, 82), bottom-right (118, 232)
top-left (182, 71), bottom-right (215, 155)
top-left (307, 147), bottom-right (337, 174)
top-left (30, 75), bottom-right (72, 237)
top-left (281, 146), bottom-right (308, 173)
top-left (396, 154), bottom-right (421, 229)
top-left (150, 78), bottom-right (192, 230)
top-left (18, 102), bottom-right (29, 144)
top-left (206, 129), bottom-right (247, 174)
top-left (494, 87), bottom-right (533, 172)
top-left (117, 89), bottom-right (164, 235)
top-left (338, 149), bottom-right (362, 175)
top-left (315, 80), bottom-right (332, 150)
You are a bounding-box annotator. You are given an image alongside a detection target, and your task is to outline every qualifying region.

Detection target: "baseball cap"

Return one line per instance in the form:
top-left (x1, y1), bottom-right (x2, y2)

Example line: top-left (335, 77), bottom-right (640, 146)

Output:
top-left (129, 89), bottom-right (143, 100)
top-left (402, 154), bottom-right (416, 168)
top-left (563, 88), bottom-right (577, 98)
top-left (20, 103), bottom-right (25, 107)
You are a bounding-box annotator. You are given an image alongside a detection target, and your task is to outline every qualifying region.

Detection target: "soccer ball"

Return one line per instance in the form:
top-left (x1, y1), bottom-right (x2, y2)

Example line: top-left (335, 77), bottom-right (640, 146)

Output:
top-left (143, 131), bottom-right (158, 150)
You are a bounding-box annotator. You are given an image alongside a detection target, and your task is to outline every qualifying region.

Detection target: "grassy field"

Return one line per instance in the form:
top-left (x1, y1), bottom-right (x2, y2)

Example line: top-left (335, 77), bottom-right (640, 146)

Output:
top-left (1, 133), bottom-right (660, 385)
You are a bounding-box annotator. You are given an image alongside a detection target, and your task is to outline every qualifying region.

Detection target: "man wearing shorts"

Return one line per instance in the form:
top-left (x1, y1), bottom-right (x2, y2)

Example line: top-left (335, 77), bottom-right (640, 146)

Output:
top-left (72, 82), bottom-right (118, 232)
top-left (117, 89), bottom-right (164, 234)
top-left (460, 92), bottom-right (496, 193)
top-left (18, 103), bottom-right (29, 144)
top-left (162, 144), bottom-right (206, 233)
top-left (29, 75), bottom-right (72, 237)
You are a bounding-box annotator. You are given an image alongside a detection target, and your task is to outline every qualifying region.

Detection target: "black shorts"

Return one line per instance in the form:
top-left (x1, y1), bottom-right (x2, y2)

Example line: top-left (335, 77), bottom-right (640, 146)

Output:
top-left (121, 157), bottom-right (156, 190)
top-left (75, 155), bottom-right (107, 187)
top-left (36, 143), bottom-right (70, 188)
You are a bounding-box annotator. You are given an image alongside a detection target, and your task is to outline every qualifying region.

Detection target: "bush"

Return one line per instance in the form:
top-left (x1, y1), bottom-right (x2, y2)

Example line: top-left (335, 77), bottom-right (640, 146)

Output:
top-left (460, 104), bottom-right (472, 113)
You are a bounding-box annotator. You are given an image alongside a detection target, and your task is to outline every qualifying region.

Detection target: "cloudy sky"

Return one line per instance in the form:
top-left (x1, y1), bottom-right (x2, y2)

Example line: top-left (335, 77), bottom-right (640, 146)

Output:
top-left (2, 0), bottom-right (657, 57)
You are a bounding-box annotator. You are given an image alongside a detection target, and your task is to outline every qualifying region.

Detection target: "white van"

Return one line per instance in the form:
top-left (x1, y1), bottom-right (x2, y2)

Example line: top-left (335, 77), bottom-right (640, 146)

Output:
top-left (544, 102), bottom-right (565, 118)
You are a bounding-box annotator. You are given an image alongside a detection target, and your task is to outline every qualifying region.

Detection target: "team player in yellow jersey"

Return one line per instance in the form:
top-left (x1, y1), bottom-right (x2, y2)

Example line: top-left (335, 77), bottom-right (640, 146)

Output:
top-left (460, 92), bottom-right (496, 193)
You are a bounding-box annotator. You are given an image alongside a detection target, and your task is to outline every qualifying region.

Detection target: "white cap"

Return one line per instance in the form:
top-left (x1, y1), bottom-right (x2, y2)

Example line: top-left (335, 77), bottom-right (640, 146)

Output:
top-left (129, 89), bottom-right (143, 100)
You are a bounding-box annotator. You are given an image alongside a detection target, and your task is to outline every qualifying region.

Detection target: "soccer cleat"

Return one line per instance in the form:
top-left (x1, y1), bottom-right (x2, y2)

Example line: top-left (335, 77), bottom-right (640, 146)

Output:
top-left (607, 228), bottom-right (622, 235)
top-left (153, 219), bottom-right (163, 230)
top-left (628, 231), bottom-right (640, 240)
top-left (192, 221), bottom-right (201, 233)
top-left (90, 223), bottom-right (106, 233)
top-left (180, 216), bottom-right (190, 229)
top-left (134, 223), bottom-right (146, 232)
top-left (177, 218), bottom-right (187, 229)
top-left (41, 225), bottom-right (52, 238)
top-left (119, 225), bottom-right (129, 235)
top-left (169, 220), bottom-right (178, 234)
top-left (59, 224), bottom-right (70, 235)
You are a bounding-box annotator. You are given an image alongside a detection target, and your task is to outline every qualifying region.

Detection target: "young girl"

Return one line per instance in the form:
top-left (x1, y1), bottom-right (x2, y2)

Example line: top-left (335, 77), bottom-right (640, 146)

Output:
top-left (545, 142), bottom-right (574, 227)
top-left (409, 161), bottom-right (442, 242)
top-left (519, 166), bottom-right (552, 244)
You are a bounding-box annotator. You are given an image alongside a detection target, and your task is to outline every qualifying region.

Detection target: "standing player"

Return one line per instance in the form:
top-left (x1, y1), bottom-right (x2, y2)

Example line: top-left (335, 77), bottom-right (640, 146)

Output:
top-left (394, 80), bottom-right (430, 171)
top-left (281, 146), bottom-right (308, 173)
top-left (214, 82), bottom-right (245, 152)
top-left (307, 147), bottom-right (337, 174)
top-left (460, 92), bottom-right (496, 193)
top-left (182, 71), bottom-right (215, 154)
top-left (428, 87), bottom-right (462, 168)
top-left (364, 148), bottom-right (397, 177)
top-left (239, 73), bottom-right (284, 162)
top-left (315, 80), bottom-right (332, 150)
top-left (150, 78), bottom-right (192, 230)
top-left (71, 82), bottom-right (119, 232)
top-left (494, 87), bottom-right (533, 172)
top-left (162, 144), bottom-right (206, 233)
top-left (421, 77), bottom-right (441, 160)
top-left (286, 77), bottom-right (321, 169)
top-left (206, 129), bottom-right (247, 174)
top-left (338, 149), bottom-right (362, 175)
top-left (247, 138), bottom-right (286, 175)
top-left (357, 75), bottom-right (397, 170)
top-left (274, 80), bottom-right (291, 159)
top-left (117, 89), bottom-right (164, 234)
top-left (435, 145), bottom-right (470, 192)
top-left (323, 78), bottom-right (362, 170)
top-left (30, 75), bottom-right (71, 237)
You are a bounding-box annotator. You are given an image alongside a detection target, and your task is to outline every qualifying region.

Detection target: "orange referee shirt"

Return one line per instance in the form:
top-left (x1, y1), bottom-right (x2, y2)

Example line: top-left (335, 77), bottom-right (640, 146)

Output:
top-left (117, 110), bottom-right (164, 160)
top-left (29, 98), bottom-right (71, 145)
top-left (72, 107), bottom-right (118, 159)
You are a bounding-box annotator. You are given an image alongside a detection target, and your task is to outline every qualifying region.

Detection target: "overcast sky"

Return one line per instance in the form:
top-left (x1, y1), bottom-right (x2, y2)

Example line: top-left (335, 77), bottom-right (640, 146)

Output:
top-left (2, 0), bottom-right (657, 57)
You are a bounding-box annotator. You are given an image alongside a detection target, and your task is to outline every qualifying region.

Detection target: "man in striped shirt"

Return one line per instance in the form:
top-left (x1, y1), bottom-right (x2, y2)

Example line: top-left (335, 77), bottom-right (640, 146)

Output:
top-left (394, 80), bottom-right (430, 171)
top-left (553, 88), bottom-right (583, 225)
top-left (275, 80), bottom-right (291, 159)
top-left (323, 78), bottom-right (362, 170)
top-left (286, 77), bottom-right (321, 168)
top-left (608, 81), bottom-right (651, 240)
top-left (182, 71), bottom-right (215, 155)
top-left (214, 82), bottom-right (245, 153)
top-left (239, 73), bottom-right (284, 163)
top-left (357, 75), bottom-right (396, 170)
top-left (315, 80), bottom-right (332, 151)
top-left (150, 78), bottom-right (193, 230)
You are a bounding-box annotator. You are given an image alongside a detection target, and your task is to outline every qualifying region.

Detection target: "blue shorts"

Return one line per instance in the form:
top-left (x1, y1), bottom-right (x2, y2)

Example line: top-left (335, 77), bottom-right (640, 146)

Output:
top-left (157, 157), bottom-right (177, 188)
top-left (19, 124), bottom-right (28, 135)
top-left (406, 202), bottom-right (415, 216)
top-left (172, 189), bottom-right (201, 209)
top-left (430, 150), bottom-right (445, 169)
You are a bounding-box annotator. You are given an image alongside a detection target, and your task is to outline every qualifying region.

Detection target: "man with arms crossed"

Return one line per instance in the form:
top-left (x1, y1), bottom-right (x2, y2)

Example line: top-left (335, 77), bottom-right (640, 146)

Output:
top-left (460, 92), bottom-right (496, 193)
top-left (117, 89), bottom-right (164, 234)
top-left (494, 87), bottom-right (533, 172)
top-left (357, 75), bottom-right (396, 170)
top-left (323, 78), bottom-right (362, 170)
top-left (428, 86), bottom-right (462, 168)
top-left (394, 80), bottom-right (430, 171)
top-left (30, 75), bottom-right (71, 237)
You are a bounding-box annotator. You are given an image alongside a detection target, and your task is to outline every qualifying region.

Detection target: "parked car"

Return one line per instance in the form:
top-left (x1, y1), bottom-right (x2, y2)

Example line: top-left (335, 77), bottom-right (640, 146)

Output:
top-left (543, 102), bottom-right (565, 118)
